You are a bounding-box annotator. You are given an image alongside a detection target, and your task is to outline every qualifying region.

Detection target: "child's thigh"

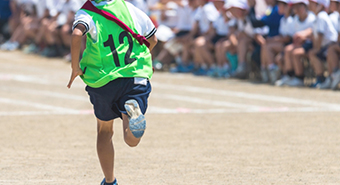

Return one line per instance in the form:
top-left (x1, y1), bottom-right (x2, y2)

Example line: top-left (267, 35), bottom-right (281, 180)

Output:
top-left (267, 42), bottom-right (284, 53)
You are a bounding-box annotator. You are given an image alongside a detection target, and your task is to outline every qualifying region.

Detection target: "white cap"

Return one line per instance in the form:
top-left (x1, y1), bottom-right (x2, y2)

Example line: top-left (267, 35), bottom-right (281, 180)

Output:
top-left (318, 0), bottom-right (330, 7)
top-left (331, 0), bottom-right (340, 2)
top-left (277, 0), bottom-right (290, 3)
top-left (224, 0), bottom-right (249, 10)
top-left (291, 0), bottom-right (309, 5)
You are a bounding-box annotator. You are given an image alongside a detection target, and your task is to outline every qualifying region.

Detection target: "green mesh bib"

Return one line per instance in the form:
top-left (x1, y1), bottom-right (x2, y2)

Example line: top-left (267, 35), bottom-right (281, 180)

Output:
top-left (79, 0), bottom-right (153, 88)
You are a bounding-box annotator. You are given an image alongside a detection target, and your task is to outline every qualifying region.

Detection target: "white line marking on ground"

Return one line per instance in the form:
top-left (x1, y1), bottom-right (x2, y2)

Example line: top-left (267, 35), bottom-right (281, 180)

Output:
top-left (153, 93), bottom-right (262, 109)
top-left (152, 82), bottom-right (340, 109)
top-left (0, 97), bottom-right (79, 113)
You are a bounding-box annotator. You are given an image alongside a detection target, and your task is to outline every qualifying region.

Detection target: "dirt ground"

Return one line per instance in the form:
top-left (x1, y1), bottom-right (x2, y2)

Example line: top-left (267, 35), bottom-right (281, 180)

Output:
top-left (1, 50), bottom-right (340, 185)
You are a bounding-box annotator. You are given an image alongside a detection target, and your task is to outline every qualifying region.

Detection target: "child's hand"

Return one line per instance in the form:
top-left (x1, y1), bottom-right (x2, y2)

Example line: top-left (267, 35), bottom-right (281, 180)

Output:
top-left (67, 68), bottom-right (83, 88)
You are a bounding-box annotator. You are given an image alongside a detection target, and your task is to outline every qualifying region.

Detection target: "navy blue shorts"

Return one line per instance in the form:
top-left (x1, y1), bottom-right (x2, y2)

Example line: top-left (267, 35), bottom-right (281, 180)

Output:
top-left (211, 34), bottom-right (225, 44)
top-left (85, 78), bottom-right (152, 121)
top-left (302, 40), bottom-right (313, 53)
top-left (175, 30), bottom-right (190, 37)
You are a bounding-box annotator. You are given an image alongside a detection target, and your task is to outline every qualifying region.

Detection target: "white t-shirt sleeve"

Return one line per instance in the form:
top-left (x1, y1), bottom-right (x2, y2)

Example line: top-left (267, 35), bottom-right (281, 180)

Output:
top-left (316, 13), bottom-right (328, 34)
top-left (194, 7), bottom-right (202, 21)
top-left (72, 10), bottom-right (95, 37)
top-left (204, 3), bottom-right (219, 22)
top-left (126, 2), bottom-right (156, 39)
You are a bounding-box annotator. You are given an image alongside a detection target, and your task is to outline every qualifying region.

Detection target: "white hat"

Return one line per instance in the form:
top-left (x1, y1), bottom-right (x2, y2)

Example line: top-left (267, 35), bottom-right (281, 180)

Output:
top-left (291, 0), bottom-right (309, 5)
top-left (318, 0), bottom-right (330, 7)
top-left (277, 0), bottom-right (290, 3)
top-left (224, 0), bottom-right (249, 10)
top-left (331, 0), bottom-right (340, 2)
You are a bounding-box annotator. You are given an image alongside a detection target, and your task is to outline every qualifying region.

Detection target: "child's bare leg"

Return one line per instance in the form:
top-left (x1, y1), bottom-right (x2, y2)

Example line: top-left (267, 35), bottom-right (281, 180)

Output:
top-left (122, 114), bottom-right (141, 147)
top-left (97, 119), bottom-right (115, 183)
top-left (215, 41), bottom-right (224, 67)
top-left (284, 44), bottom-right (295, 75)
top-left (292, 47), bottom-right (305, 77)
top-left (193, 36), bottom-right (206, 66)
top-left (260, 44), bottom-right (268, 68)
top-left (265, 42), bottom-right (283, 65)
top-left (199, 41), bottom-right (215, 67)
top-left (237, 36), bottom-right (251, 65)
top-left (156, 49), bottom-right (173, 64)
top-left (327, 44), bottom-right (340, 73)
top-left (308, 49), bottom-right (324, 76)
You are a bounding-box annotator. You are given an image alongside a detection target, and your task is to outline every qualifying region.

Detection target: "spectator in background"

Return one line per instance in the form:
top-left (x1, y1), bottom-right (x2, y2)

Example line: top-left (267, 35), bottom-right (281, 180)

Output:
top-left (0, 0), bottom-right (39, 51)
top-left (227, 0), bottom-right (268, 79)
top-left (247, 0), bottom-right (284, 82)
top-left (325, 0), bottom-right (340, 90)
top-left (329, 0), bottom-right (340, 30)
top-left (0, 0), bottom-right (12, 42)
top-left (23, 0), bottom-right (60, 54)
top-left (212, 9), bottom-right (238, 78)
top-left (308, 0), bottom-right (338, 89)
top-left (150, 0), bottom-right (179, 60)
top-left (191, 0), bottom-right (220, 76)
top-left (153, 0), bottom-right (199, 72)
top-left (275, 0), bottom-right (315, 87)
top-left (260, 0), bottom-right (294, 84)
top-left (40, 0), bottom-right (82, 57)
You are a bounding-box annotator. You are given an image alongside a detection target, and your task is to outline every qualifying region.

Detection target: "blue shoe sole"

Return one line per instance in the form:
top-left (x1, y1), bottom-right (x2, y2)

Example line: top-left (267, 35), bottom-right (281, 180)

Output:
top-left (101, 178), bottom-right (118, 185)
top-left (124, 99), bottom-right (146, 138)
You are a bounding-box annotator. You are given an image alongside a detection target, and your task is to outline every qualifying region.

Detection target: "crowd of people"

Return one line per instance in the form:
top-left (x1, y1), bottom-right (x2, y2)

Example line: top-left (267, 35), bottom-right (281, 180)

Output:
top-left (1, 0), bottom-right (340, 90)
top-left (151, 0), bottom-right (340, 90)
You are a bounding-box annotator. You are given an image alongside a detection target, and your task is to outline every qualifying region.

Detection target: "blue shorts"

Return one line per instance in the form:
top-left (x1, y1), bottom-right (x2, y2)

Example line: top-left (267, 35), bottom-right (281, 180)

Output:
top-left (85, 78), bottom-right (152, 121)
top-left (302, 40), bottom-right (313, 53)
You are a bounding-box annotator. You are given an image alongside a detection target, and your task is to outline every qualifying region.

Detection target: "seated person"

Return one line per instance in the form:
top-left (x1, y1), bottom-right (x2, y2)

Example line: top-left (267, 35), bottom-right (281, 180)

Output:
top-left (261, 0), bottom-right (294, 84)
top-left (308, 0), bottom-right (338, 89)
top-left (275, 0), bottom-right (316, 87)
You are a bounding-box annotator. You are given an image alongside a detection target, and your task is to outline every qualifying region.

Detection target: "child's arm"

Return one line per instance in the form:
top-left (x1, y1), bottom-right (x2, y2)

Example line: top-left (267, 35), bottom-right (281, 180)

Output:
top-left (147, 34), bottom-right (158, 51)
top-left (67, 24), bottom-right (86, 88)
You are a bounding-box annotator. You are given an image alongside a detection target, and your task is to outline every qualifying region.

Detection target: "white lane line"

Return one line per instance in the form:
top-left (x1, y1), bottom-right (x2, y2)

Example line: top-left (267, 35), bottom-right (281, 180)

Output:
top-left (0, 98), bottom-right (79, 113)
top-left (0, 73), bottom-right (50, 84)
top-left (0, 73), bottom-right (85, 88)
top-left (152, 82), bottom-right (340, 109)
top-left (0, 86), bottom-right (89, 102)
top-left (153, 94), bottom-right (262, 109)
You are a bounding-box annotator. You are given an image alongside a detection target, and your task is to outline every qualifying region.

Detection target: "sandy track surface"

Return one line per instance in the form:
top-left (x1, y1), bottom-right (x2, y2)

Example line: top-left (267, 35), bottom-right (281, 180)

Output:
top-left (0, 51), bottom-right (340, 185)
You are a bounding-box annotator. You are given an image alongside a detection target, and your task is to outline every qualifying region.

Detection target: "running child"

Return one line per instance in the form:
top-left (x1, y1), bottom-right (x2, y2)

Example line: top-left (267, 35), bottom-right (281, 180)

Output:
top-left (67, 0), bottom-right (158, 184)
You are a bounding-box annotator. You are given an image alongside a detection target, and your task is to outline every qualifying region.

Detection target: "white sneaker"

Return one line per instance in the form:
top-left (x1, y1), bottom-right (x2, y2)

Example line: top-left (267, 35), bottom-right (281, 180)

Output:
top-left (260, 69), bottom-right (269, 83)
top-left (275, 75), bottom-right (290, 86)
top-left (7, 42), bottom-right (19, 51)
top-left (285, 77), bottom-right (304, 87)
top-left (269, 66), bottom-right (281, 84)
top-left (317, 77), bottom-right (331, 89)
top-left (0, 41), bottom-right (11, 50)
top-left (331, 70), bottom-right (340, 90)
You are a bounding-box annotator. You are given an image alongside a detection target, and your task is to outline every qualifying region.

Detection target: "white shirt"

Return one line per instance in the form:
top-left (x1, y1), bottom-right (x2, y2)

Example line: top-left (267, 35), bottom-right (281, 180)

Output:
top-left (57, 0), bottom-right (82, 25)
top-left (279, 16), bottom-right (294, 37)
top-left (194, 2), bottom-right (219, 34)
top-left (329, 11), bottom-right (340, 33)
top-left (237, 17), bottom-right (255, 37)
top-left (46, 0), bottom-right (63, 17)
top-left (213, 14), bottom-right (230, 36)
top-left (293, 11), bottom-right (316, 34)
top-left (313, 11), bottom-right (338, 47)
top-left (73, 1), bottom-right (156, 42)
top-left (176, 5), bottom-right (196, 31)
